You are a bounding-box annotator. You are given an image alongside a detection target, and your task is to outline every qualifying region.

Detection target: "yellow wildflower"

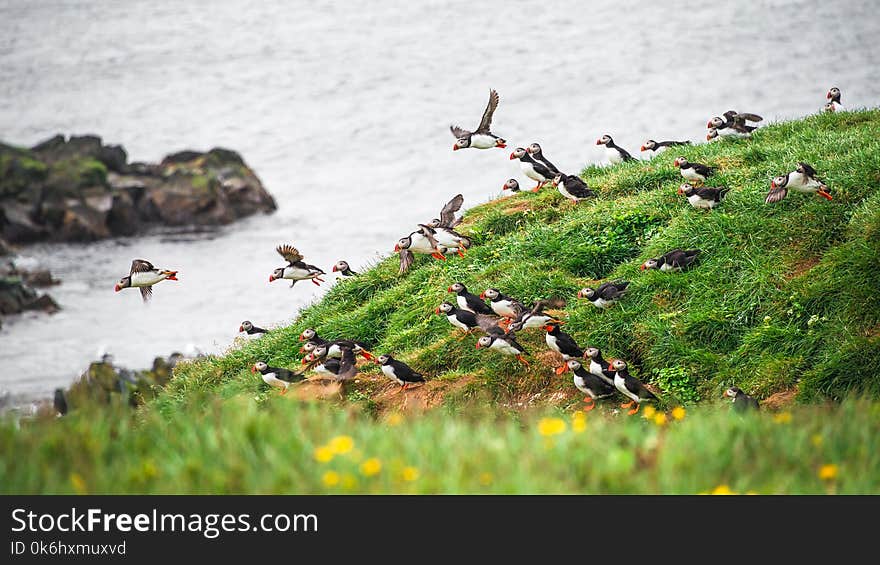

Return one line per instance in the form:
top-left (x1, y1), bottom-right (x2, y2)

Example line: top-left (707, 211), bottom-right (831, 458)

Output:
top-left (314, 446), bottom-right (334, 463)
top-left (360, 458), bottom-right (382, 477)
top-left (671, 406), bottom-right (686, 421)
top-left (572, 412), bottom-right (587, 433)
top-left (653, 413), bottom-right (668, 426)
top-left (641, 405), bottom-right (657, 419)
top-left (773, 412), bottom-right (792, 424)
top-left (322, 471), bottom-right (340, 487)
top-left (328, 435), bottom-right (354, 455)
top-left (818, 464), bottom-right (838, 481)
top-left (70, 473), bottom-right (87, 494)
top-left (401, 467), bottom-right (420, 482)
top-left (385, 413), bottom-right (404, 426)
top-left (711, 484), bottom-right (734, 495)
top-left (537, 417), bottom-right (567, 436)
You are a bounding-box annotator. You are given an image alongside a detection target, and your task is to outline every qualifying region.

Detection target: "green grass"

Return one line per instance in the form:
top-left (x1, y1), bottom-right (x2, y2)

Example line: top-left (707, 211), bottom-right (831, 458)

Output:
top-left (2, 109), bottom-right (880, 494)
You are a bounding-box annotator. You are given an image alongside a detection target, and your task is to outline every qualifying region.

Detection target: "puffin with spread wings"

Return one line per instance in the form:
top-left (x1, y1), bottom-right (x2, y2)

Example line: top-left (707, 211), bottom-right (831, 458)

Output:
top-left (269, 245), bottom-right (326, 287)
top-left (426, 194), bottom-right (465, 229)
top-left (451, 89), bottom-right (506, 150)
top-left (114, 259), bottom-right (179, 302)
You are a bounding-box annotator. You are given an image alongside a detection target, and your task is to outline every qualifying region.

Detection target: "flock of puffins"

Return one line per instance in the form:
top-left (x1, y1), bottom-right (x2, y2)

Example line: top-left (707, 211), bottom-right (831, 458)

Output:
top-left (114, 87), bottom-right (844, 415)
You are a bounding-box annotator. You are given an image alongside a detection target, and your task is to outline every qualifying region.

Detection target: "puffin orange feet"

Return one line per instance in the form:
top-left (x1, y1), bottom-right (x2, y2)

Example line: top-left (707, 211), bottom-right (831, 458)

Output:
top-left (516, 354), bottom-right (530, 366)
top-left (818, 190), bottom-right (833, 201)
top-left (620, 401), bottom-right (634, 409)
top-left (554, 365), bottom-right (567, 375)
top-left (627, 404), bottom-right (640, 416)
top-left (582, 397), bottom-right (595, 411)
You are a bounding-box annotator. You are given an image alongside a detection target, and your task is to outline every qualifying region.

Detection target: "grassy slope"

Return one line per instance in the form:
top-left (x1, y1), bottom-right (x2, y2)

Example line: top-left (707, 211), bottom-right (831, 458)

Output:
top-left (2, 110), bottom-right (880, 494)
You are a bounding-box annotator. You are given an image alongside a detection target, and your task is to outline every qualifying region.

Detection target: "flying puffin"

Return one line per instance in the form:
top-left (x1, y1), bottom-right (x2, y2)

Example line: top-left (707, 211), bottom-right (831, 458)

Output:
top-left (251, 361), bottom-right (304, 395)
top-left (608, 359), bottom-right (658, 415)
top-left (476, 329), bottom-right (530, 366)
top-left (426, 194), bottom-right (465, 229)
top-left (422, 223), bottom-right (471, 258)
top-left (114, 259), bottom-right (178, 302)
top-left (584, 347), bottom-right (616, 386)
top-left (451, 89), bottom-right (506, 150)
top-left (551, 173), bottom-right (596, 202)
top-left (502, 179), bottom-right (522, 194)
top-left (578, 281), bottom-right (630, 309)
top-left (448, 282), bottom-right (495, 315)
top-left (510, 147), bottom-right (556, 191)
top-left (332, 260), bottom-right (358, 276)
top-left (563, 359), bottom-right (617, 411)
top-left (640, 139), bottom-right (691, 154)
top-left (722, 386), bottom-right (759, 412)
top-left (436, 301), bottom-right (501, 333)
top-left (673, 157), bottom-right (715, 185)
top-left (374, 354), bottom-right (426, 392)
top-left (506, 298), bottom-right (565, 331)
top-left (480, 288), bottom-right (527, 321)
top-left (269, 245), bottom-right (326, 287)
top-left (543, 321), bottom-right (584, 375)
top-left (640, 249), bottom-right (701, 272)
top-left (596, 135), bottom-right (635, 164)
top-left (396, 227), bottom-right (448, 274)
top-left (527, 143), bottom-right (561, 176)
top-left (765, 162), bottom-right (832, 203)
top-left (678, 183), bottom-right (729, 210)
top-left (708, 111), bottom-right (763, 135)
top-left (239, 320), bottom-right (268, 335)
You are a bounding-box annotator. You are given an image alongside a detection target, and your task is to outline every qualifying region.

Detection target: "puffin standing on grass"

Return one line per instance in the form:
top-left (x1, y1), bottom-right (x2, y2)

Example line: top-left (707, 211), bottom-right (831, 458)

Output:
top-left (584, 347), bottom-right (616, 386)
top-left (563, 359), bottom-right (617, 411)
top-left (114, 259), bottom-right (178, 302)
top-left (578, 281), bottom-right (630, 309)
top-left (436, 301), bottom-right (501, 334)
top-left (251, 361), bottom-right (304, 395)
top-left (510, 146), bottom-right (556, 191)
top-left (765, 163), bottom-right (832, 203)
top-left (527, 143), bottom-right (561, 176)
top-left (450, 89), bottom-right (506, 150)
top-left (480, 288), bottom-right (527, 321)
top-left (502, 179), bottom-right (522, 194)
top-left (640, 139), bottom-right (691, 154)
top-left (551, 173), bottom-right (596, 203)
top-left (332, 261), bottom-right (358, 277)
top-left (673, 157), bottom-right (715, 185)
top-left (269, 245), bottom-right (326, 287)
top-left (608, 359), bottom-right (658, 415)
top-left (448, 282), bottom-right (495, 315)
top-left (239, 321), bottom-right (268, 335)
top-left (825, 87), bottom-right (842, 112)
top-left (678, 183), bottom-right (729, 210)
top-left (543, 322), bottom-right (584, 374)
top-left (476, 330), bottom-right (530, 366)
top-left (375, 354), bottom-right (426, 393)
top-left (299, 328), bottom-right (328, 345)
top-left (640, 249), bottom-right (701, 272)
top-left (722, 386), bottom-right (759, 412)
top-left (596, 135), bottom-right (635, 164)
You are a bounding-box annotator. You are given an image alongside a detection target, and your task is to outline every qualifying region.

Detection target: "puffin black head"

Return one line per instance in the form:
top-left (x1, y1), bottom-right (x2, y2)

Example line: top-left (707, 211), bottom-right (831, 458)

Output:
top-left (300, 340), bottom-right (319, 354)
top-left (641, 140), bottom-right (656, 152)
top-left (527, 143), bottom-right (543, 155)
top-left (596, 134), bottom-right (613, 146)
top-left (299, 328), bottom-right (317, 342)
top-left (394, 236), bottom-right (412, 252)
top-left (673, 157), bottom-right (688, 168)
top-left (114, 276), bottom-right (131, 292)
top-left (551, 173), bottom-right (563, 186)
top-left (610, 359), bottom-right (628, 372)
top-left (584, 347), bottom-right (601, 360)
top-left (640, 257), bottom-right (660, 270)
top-left (475, 335), bottom-right (494, 349)
top-left (436, 301), bottom-right (456, 315)
top-left (723, 386), bottom-right (743, 400)
top-left (823, 101), bottom-right (836, 113)
top-left (509, 147), bottom-right (527, 160)
top-left (677, 183), bottom-right (695, 196)
top-left (770, 175), bottom-right (789, 189)
top-left (448, 282), bottom-right (467, 294)
top-left (313, 345), bottom-right (329, 359)
top-left (706, 128), bottom-right (719, 141)
top-left (480, 287), bottom-right (500, 300)
top-left (708, 116), bottom-right (726, 129)
top-left (375, 354), bottom-right (392, 365)
top-left (453, 137), bottom-right (470, 151)
top-left (332, 260), bottom-right (349, 273)
top-left (543, 321), bottom-right (562, 334)
top-left (269, 267), bottom-right (285, 283)
top-left (566, 359), bottom-right (583, 372)
top-left (251, 361), bottom-right (269, 374)
top-left (503, 179), bottom-right (521, 192)
top-left (240, 321), bottom-right (253, 333)
top-left (577, 287), bottom-right (596, 300)
top-left (827, 87), bottom-right (841, 103)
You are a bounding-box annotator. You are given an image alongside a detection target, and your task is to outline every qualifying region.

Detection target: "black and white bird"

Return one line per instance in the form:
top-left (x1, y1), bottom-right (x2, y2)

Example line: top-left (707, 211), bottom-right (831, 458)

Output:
top-left (480, 287), bottom-right (527, 320)
top-left (596, 134), bottom-right (635, 164)
top-left (708, 111), bottom-right (763, 135)
top-left (563, 359), bottom-right (617, 411)
top-left (476, 330), bottom-right (530, 366)
top-left (510, 147), bottom-right (556, 191)
top-left (239, 320), bottom-right (268, 335)
top-left (421, 223), bottom-right (471, 258)
top-left (678, 183), bottom-right (729, 210)
top-left (577, 281), bottom-right (630, 309)
top-left (527, 143), bottom-right (561, 176)
top-left (584, 347), bottom-right (616, 386)
top-left (375, 354), bottom-right (426, 393)
top-left (332, 260), bottom-right (358, 277)
top-left (502, 179), bottom-right (522, 194)
top-left (608, 359), bottom-right (658, 415)
top-left (251, 361), bottom-right (304, 395)
top-left (551, 173), bottom-right (596, 203)
top-left (673, 157), bottom-right (715, 185)
top-left (825, 87), bottom-right (842, 112)
top-left (436, 301), bottom-right (501, 334)
top-left (426, 194), bottom-right (465, 229)
top-left (298, 328), bottom-right (327, 345)
top-left (451, 89), bottom-right (506, 150)
top-left (706, 125), bottom-right (750, 141)
top-left (765, 162), bottom-right (832, 203)
top-left (722, 386), bottom-right (759, 412)
top-left (448, 282), bottom-right (495, 315)
top-left (543, 321), bottom-right (584, 375)
top-left (300, 345), bottom-right (359, 381)
top-left (507, 298), bottom-right (565, 331)
top-left (269, 245), bottom-right (326, 287)
top-left (640, 139), bottom-right (691, 154)
top-left (312, 338), bottom-right (374, 361)
top-left (396, 227), bottom-right (448, 274)
top-left (640, 249), bottom-right (701, 272)
top-left (114, 259), bottom-right (178, 302)
top-left (53, 388), bottom-right (68, 416)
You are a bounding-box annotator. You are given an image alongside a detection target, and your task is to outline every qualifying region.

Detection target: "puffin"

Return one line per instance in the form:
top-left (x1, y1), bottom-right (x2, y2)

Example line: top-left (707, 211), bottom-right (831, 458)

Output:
top-left (551, 173), bottom-right (596, 203)
top-left (114, 259), bottom-right (178, 302)
top-left (239, 320), bottom-right (268, 335)
top-left (436, 301), bottom-right (501, 333)
top-left (269, 245), bottom-right (326, 287)
top-left (673, 157), bottom-right (715, 185)
top-left (678, 183), bottom-right (729, 210)
top-left (422, 224), bottom-right (471, 258)
top-left (301, 346), bottom-right (358, 381)
top-left (640, 249), bottom-right (701, 272)
top-left (396, 227), bottom-right (448, 274)
top-left (706, 128), bottom-right (721, 142)
top-left (510, 147), bottom-right (556, 191)
top-left (563, 359), bottom-right (617, 411)
top-left (322, 339), bottom-right (374, 360)
top-left (502, 179), bottom-right (522, 194)
top-left (299, 328), bottom-right (328, 345)
top-left (374, 354), bottom-right (426, 392)
top-left (305, 354), bottom-right (342, 379)
top-left (251, 361), bottom-right (304, 395)
top-left (596, 135), bottom-right (635, 164)
top-left (578, 281), bottom-right (630, 309)
top-left (708, 111), bottom-right (763, 134)
top-left (527, 143), bottom-right (561, 176)
top-left (332, 260), bottom-right (358, 277)
top-left (823, 101), bottom-right (837, 113)
top-left (640, 139), bottom-right (691, 154)
top-left (544, 321), bottom-right (584, 375)
top-left (506, 298), bottom-right (565, 331)
top-left (584, 347), bottom-right (616, 386)
top-left (608, 359), bottom-right (658, 415)
top-left (765, 162), bottom-right (831, 203)
top-left (480, 287), bottom-right (527, 320)
top-left (53, 388), bottom-right (68, 416)
top-left (476, 330), bottom-right (530, 365)
top-left (707, 126), bottom-right (751, 141)
top-left (451, 89), bottom-right (506, 150)
top-left (722, 386), bottom-right (759, 412)
top-left (448, 282), bottom-right (495, 315)
top-left (827, 87), bottom-right (842, 107)
top-left (426, 194), bottom-right (465, 229)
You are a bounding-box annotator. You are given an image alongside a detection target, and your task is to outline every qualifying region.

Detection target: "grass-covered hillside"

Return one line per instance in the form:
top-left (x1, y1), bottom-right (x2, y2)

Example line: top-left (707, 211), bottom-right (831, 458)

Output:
top-left (2, 109), bottom-right (879, 494)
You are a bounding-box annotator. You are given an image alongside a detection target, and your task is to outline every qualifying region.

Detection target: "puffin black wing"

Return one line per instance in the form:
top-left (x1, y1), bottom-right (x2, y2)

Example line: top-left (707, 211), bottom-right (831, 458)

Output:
top-left (734, 112), bottom-right (763, 123)
top-left (554, 330), bottom-right (584, 357)
top-left (336, 347), bottom-right (358, 381)
top-left (508, 297), bottom-right (565, 331)
top-left (695, 186), bottom-right (728, 202)
top-left (450, 125), bottom-right (471, 139)
top-left (564, 174), bottom-right (595, 198)
top-left (617, 146), bottom-right (636, 162)
top-left (596, 281), bottom-right (629, 300)
top-left (399, 249), bottom-right (414, 275)
top-left (657, 140), bottom-right (691, 148)
top-left (418, 226), bottom-right (441, 250)
top-left (797, 162), bottom-right (818, 178)
top-left (273, 366), bottom-right (306, 384)
top-left (276, 244), bottom-right (304, 265)
top-left (692, 163), bottom-right (715, 177)
top-left (130, 259), bottom-right (155, 275)
top-left (475, 89), bottom-right (500, 134)
top-left (475, 313), bottom-right (504, 334)
top-left (438, 194), bottom-right (464, 227)
top-left (139, 285), bottom-right (152, 302)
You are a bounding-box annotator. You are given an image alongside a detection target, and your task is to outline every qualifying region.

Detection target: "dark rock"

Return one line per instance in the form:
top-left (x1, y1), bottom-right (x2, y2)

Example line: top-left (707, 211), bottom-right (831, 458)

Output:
top-left (30, 134), bottom-right (65, 154)
top-left (31, 134), bottom-right (104, 165)
top-left (57, 203), bottom-right (110, 241)
top-left (98, 144), bottom-right (128, 173)
top-left (0, 276), bottom-right (58, 315)
top-left (140, 170), bottom-right (234, 225)
top-left (161, 150), bottom-right (204, 165)
top-left (106, 190), bottom-right (140, 236)
top-left (0, 238), bottom-right (11, 256)
top-left (22, 268), bottom-right (59, 287)
top-left (29, 293), bottom-right (60, 313)
top-left (1, 201), bottom-right (47, 242)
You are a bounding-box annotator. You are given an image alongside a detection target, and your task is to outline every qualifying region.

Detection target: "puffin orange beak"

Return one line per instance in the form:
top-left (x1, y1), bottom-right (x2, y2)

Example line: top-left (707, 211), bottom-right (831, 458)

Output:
top-left (543, 325), bottom-right (553, 332)
top-left (509, 152), bottom-right (516, 160)
top-left (435, 307), bottom-right (441, 315)
top-left (163, 270), bottom-right (178, 281)
top-left (707, 121), bottom-right (713, 128)
top-left (640, 146), bottom-right (646, 151)
top-left (770, 181), bottom-right (776, 188)
top-left (479, 292), bottom-right (486, 299)
top-left (640, 264), bottom-right (646, 271)
top-left (114, 284), bottom-right (121, 292)
top-left (677, 187), bottom-right (684, 195)
top-left (576, 290), bottom-right (584, 299)
top-left (447, 286), bottom-right (454, 292)
top-left (393, 244), bottom-right (400, 252)
top-left (706, 134), bottom-right (712, 141)
top-left (496, 143), bottom-right (506, 149)
top-left (673, 159), bottom-right (681, 167)
top-left (595, 139), bottom-right (602, 145)
top-left (239, 325), bottom-right (244, 332)
top-left (827, 92), bottom-right (832, 99)
top-left (555, 365), bottom-right (568, 375)
top-left (268, 275), bottom-right (276, 282)
top-left (332, 265), bottom-right (338, 272)
top-left (250, 366), bottom-right (256, 373)
top-left (453, 145), bottom-right (459, 151)
top-left (818, 189), bottom-right (833, 200)
top-left (298, 335), bottom-right (305, 341)
top-left (475, 343), bottom-right (482, 349)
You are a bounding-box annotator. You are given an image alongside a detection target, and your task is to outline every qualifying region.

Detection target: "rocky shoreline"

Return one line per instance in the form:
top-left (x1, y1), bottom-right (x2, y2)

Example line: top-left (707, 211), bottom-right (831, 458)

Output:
top-left (0, 248), bottom-right (60, 327)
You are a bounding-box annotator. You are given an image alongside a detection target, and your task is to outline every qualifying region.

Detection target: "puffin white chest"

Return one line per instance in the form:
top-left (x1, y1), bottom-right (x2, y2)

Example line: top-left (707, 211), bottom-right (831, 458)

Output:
top-left (591, 298), bottom-right (611, 309)
top-left (573, 373), bottom-right (589, 395)
top-left (520, 160), bottom-right (543, 182)
top-left (521, 314), bottom-right (552, 329)
top-left (381, 364), bottom-right (403, 385)
top-left (433, 229), bottom-right (460, 247)
top-left (660, 262), bottom-right (677, 272)
top-left (557, 180), bottom-right (576, 200)
top-left (605, 147), bottom-right (624, 164)
top-left (492, 300), bottom-right (517, 318)
top-left (130, 271), bottom-right (165, 287)
top-left (614, 373), bottom-right (638, 402)
top-left (448, 314), bottom-right (470, 331)
top-left (681, 168), bottom-right (704, 182)
top-left (456, 295), bottom-right (475, 313)
top-left (491, 339), bottom-right (519, 355)
top-left (284, 265), bottom-right (315, 280)
top-left (469, 134), bottom-right (497, 149)
top-left (589, 360), bottom-right (610, 382)
top-left (263, 372), bottom-right (288, 389)
top-left (545, 333), bottom-right (560, 354)
top-left (409, 233), bottom-right (436, 254)
top-left (688, 194), bottom-right (715, 209)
